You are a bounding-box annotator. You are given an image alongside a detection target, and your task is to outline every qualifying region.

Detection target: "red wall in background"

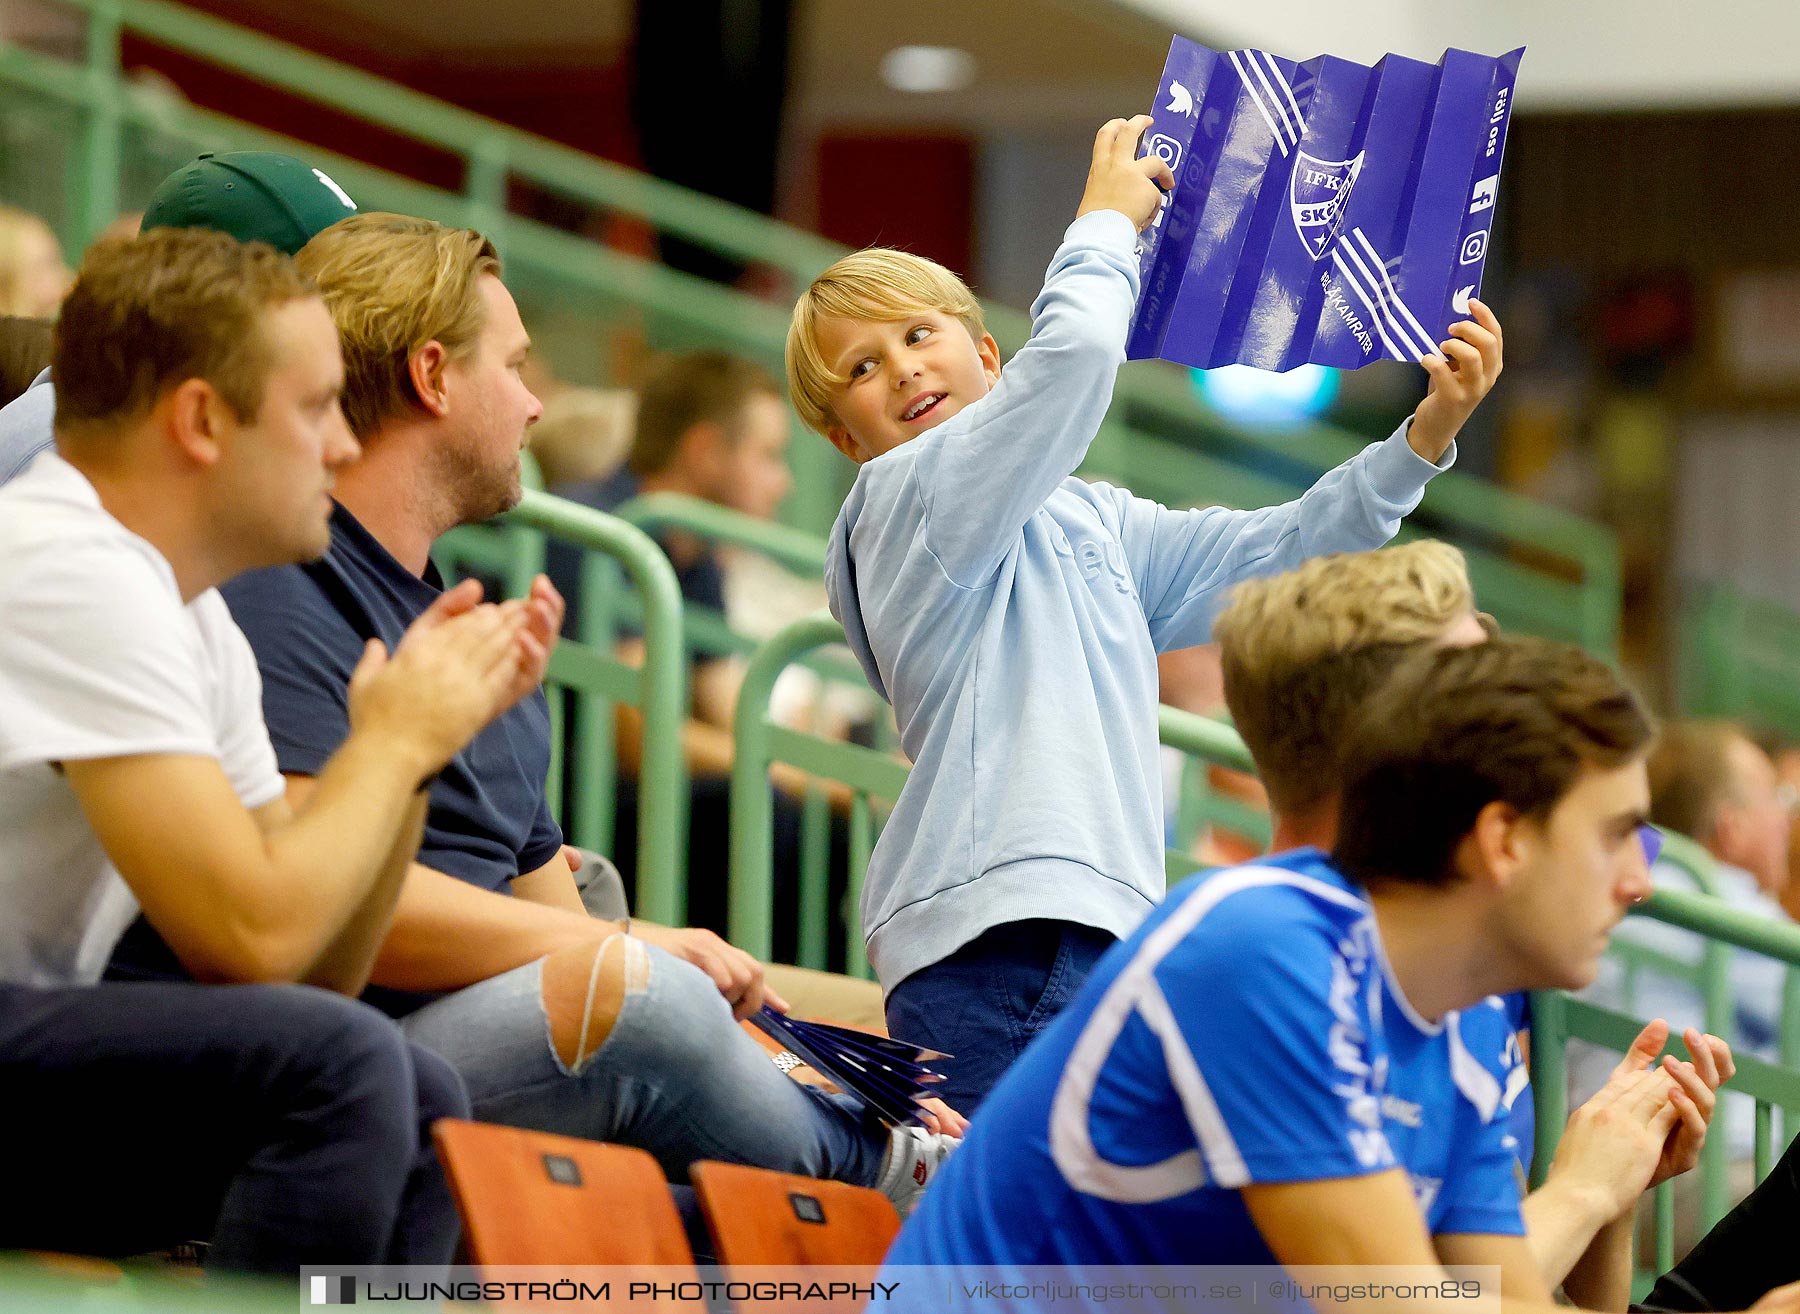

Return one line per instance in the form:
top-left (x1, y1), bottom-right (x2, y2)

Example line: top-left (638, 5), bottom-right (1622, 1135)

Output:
top-left (815, 133), bottom-right (975, 277)
top-left (119, 1), bottom-right (639, 197)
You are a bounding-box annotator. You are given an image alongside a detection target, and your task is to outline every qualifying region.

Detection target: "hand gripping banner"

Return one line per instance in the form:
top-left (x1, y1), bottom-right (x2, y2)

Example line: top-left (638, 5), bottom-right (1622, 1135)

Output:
top-left (1128, 38), bottom-right (1525, 372)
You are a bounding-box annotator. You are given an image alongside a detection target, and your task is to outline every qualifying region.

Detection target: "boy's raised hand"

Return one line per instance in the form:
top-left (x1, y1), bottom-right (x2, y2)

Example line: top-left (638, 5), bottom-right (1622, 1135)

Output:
top-left (1076, 114), bottom-right (1175, 233)
top-left (1408, 297), bottom-right (1504, 463)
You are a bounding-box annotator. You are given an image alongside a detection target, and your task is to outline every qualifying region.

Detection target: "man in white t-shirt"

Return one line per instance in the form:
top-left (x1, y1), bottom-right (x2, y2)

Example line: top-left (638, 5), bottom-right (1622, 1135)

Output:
top-left (0, 227), bottom-right (553, 1271)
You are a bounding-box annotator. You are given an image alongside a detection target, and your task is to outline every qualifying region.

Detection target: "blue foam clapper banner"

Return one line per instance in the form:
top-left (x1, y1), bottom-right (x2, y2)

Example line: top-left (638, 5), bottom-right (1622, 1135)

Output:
top-left (1129, 37), bottom-right (1525, 373)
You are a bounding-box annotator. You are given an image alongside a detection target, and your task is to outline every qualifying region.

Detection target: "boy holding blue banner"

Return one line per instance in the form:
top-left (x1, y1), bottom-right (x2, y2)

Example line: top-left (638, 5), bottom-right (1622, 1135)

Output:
top-left (783, 113), bottom-right (1504, 1109)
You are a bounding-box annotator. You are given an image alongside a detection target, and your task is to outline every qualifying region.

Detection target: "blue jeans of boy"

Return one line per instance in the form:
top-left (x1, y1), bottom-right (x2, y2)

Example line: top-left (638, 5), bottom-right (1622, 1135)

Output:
top-left (0, 980), bottom-right (466, 1272)
top-left (884, 919), bottom-right (1117, 1114)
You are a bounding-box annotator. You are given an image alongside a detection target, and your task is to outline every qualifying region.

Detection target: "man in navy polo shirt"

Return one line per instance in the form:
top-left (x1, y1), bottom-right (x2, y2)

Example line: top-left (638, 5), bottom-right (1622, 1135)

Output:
top-left (200, 211), bottom-right (963, 1212)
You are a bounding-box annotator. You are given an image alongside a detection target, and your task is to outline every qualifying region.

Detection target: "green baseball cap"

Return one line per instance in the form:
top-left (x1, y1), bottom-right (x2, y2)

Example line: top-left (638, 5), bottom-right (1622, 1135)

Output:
top-left (140, 151), bottom-right (359, 255)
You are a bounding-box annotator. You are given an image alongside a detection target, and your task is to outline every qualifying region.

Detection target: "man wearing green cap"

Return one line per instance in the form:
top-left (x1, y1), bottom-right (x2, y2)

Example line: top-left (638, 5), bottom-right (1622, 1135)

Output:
top-left (0, 150), bottom-right (357, 484)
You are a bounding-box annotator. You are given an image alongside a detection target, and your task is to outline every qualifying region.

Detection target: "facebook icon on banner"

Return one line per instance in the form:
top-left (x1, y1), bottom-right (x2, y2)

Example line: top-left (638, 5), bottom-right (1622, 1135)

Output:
top-left (1128, 37), bottom-right (1524, 373)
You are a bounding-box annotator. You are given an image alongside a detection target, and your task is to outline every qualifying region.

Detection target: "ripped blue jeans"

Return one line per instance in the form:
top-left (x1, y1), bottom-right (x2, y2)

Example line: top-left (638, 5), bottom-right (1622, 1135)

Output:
top-left (398, 939), bottom-right (885, 1187)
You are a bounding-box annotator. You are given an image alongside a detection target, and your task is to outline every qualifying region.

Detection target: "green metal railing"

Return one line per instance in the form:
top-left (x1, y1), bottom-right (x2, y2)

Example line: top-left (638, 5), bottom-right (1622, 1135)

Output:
top-left (729, 614), bottom-right (906, 977)
top-left (1679, 580), bottom-right (1800, 743)
top-left (0, 0), bottom-right (1625, 655)
top-left (613, 491), bottom-right (830, 663)
top-left (1582, 828), bottom-right (1736, 1235)
top-left (617, 493), bottom-right (829, 578)
top-left (452, 489), bottom-right (876, 955)
top-left (728, 615), bottom-right (1278, 971)
top-left (1532, 884), bottom-right (1800, 1275)
top-left (436, 490), bottom-right (690, 925)
top-left (1159, 703), bottom-right (1272, 878)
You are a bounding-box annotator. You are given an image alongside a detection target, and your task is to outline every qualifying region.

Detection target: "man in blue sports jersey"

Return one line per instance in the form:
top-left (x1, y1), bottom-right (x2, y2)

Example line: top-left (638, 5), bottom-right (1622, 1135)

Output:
top-left (886, 637), bottom-right (1783, 1314)
top-left (1210, 543), bottom-right (1735, 1309)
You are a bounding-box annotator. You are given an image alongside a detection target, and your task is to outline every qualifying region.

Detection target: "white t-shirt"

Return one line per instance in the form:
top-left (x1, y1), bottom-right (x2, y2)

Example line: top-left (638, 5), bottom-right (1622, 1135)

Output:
top-left (0, 452), bottom-right (283, 985)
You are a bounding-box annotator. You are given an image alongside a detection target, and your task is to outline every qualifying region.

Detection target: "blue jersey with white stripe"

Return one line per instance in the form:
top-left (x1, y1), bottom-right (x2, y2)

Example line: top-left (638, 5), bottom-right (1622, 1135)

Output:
top-left (1455, 991), bottom-right (1536, 1185)
top-left (886, 849), bottom-right (1525, 1266)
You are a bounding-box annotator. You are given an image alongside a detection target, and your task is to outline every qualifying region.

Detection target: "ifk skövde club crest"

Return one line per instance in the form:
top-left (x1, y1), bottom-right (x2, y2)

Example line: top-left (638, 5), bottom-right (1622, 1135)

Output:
top-left (1289, 150), bottom-right (1364, 260)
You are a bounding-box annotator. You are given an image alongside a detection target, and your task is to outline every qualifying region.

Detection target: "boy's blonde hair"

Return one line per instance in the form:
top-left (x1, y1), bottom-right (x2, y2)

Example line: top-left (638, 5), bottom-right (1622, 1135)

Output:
top-left (1212, 541), bottom-right (1481, 813)
top-left (295, 212), bottom-right (500, 440)
top-left (785, 248), bottom-right (985, 436)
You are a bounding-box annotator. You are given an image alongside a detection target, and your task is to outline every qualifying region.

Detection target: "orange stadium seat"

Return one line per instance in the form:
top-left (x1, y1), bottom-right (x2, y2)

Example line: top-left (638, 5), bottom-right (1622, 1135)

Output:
top-left (432, 1119), bottom-right (695, 1268)
top-left (690, 1160), bottom-right (900, 1266)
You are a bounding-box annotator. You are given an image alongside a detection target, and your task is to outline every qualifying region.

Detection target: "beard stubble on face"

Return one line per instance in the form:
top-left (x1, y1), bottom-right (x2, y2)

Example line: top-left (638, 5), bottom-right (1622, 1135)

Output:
top-left (431, 426), bottom-right (525, 530)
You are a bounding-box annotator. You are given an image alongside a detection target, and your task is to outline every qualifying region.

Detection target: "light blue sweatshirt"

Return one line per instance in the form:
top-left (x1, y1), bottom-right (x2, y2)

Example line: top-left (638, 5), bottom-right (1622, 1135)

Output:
top-left (824, 209), bottom-right (1455, 992)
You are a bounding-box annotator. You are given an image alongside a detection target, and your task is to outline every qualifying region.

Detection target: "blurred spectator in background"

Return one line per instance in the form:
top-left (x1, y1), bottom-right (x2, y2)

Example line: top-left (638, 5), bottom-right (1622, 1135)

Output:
top-left (0, 315), bottom-right (51, 407)
top-left (0, 205), bottom-right (71, 318)
top-left (1579, 721), bottom-right (1794, 1140)
top-left (1774, 744), bottom-right (1800, 925)
top-left (529, 385), bottom-right (636, 489)
top-left (1650, 721), bottom-right (1793, 919)
top-left (548, 347), bottom-right (790, 679)
top-left (96, 211), bottom-right (144, 245)
top-left (548, 350), bottom-right (832, 953)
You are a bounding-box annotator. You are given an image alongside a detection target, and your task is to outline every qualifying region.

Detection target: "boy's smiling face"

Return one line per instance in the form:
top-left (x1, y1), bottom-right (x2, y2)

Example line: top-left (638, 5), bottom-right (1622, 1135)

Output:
top-left (815, 310), bottom-right (1001, 463)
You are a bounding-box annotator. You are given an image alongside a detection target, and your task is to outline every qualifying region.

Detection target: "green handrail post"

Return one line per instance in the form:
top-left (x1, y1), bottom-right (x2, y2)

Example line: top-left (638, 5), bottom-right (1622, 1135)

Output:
top-left (846, 794), bottom-right (875, 980)
top-left (465, 133), bottom-right (509, 250)
top-left (730, 613), bottom-right (847, 959)
top-left (613, 491), bottom-right (830, 578)
top-left (798, 784), bottom-right (832, 969)
top-left (1783, 966), bottom-right (1800, 1070)
top-left (504, 490), bottom-right (689, 924)
top-left (1528, 987), bottom-right (1569, 1187)
top-left (1533, 878), bottom-right (1800, 1270)
top-left (74, 0), bottom-right (122, 249)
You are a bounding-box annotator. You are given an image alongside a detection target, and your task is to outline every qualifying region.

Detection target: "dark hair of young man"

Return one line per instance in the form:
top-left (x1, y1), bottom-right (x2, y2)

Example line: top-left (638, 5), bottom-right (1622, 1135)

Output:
top-left (1334, 636), bottom-right (1655, 889)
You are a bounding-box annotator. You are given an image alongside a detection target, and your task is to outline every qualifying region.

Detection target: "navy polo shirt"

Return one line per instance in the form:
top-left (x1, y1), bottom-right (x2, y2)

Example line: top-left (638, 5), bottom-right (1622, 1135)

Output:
top-left (221, 502), bottom-right (563, 900)
top-left (547, 467), bottom-right (727, 651)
